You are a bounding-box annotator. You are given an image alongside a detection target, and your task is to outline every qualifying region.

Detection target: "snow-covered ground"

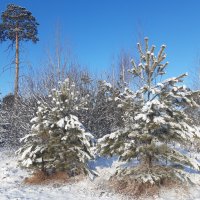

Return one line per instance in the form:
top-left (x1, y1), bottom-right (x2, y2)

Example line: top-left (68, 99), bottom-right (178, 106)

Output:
top-left (1, 148), bottom-right (200, 200)
top-left (0, 149), bottom-right (123, 200)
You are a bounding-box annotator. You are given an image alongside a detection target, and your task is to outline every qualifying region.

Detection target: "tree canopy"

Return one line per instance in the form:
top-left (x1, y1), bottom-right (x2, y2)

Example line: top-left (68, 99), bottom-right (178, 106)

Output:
top-left (0, 4), bottom-right (39, 44)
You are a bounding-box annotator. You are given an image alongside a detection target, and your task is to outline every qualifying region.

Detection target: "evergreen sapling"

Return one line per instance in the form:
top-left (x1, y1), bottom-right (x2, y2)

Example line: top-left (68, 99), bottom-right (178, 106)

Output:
top-left (99, 38), bottom-right (200, 185)
top-left (17, 78), bottom-right (95, 177)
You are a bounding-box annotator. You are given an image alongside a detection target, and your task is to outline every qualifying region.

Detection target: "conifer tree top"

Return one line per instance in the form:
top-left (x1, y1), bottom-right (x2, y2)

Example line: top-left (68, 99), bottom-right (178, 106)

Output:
top-left (0, 4), bottom-right (39, 43)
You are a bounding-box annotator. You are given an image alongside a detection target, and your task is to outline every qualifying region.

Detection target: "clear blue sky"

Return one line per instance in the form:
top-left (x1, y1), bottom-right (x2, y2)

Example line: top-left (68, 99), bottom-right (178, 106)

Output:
top-left (1, 0), bottom-right (200, 95)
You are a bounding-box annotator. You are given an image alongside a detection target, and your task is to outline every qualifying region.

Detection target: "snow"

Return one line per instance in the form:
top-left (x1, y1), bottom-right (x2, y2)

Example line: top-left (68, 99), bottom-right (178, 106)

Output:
top-left (21, 158), bottom-right (33, 167)
top-left (56, 118), bottom-right (65, 128)
top-left (20, 145), bottom-right (33, 160)
top-left (0, 148), bottom-right (123, 200)
top-left (102, 81), bottom-right (112, 88)
top-left (64, 115), bottom-right (82, 129)
top-left (1, 149), bottom-right (200, 200)
top-left (30, 117), bottom-right (39, 123)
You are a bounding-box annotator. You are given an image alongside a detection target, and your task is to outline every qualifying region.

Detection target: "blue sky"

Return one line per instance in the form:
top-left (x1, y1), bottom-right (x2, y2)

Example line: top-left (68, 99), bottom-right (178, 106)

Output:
top-left (1, 0), bottom-right (200, 95)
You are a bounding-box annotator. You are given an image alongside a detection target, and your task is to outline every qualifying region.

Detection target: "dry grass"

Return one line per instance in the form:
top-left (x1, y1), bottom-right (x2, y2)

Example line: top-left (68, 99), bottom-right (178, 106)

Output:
top-left (24, 170), bottom-right (84, 185)
top-left (110, 177), bottom-right (182, 198)
top-left (108, 165), bottom-right (189, 199)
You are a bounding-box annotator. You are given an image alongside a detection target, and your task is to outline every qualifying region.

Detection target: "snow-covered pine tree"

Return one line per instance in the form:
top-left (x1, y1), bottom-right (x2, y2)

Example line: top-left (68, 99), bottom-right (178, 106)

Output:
top-left (17, 78), bottom-right (94, 177)
top-left (99, 38), bottom-right (200, 184)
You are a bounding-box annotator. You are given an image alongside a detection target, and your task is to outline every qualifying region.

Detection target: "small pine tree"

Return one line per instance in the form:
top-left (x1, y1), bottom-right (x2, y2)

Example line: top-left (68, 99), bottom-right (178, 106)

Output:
top-left (99, 38), bottom-right (200, 184)
top-left (17, 78), bottom-right (94, 177)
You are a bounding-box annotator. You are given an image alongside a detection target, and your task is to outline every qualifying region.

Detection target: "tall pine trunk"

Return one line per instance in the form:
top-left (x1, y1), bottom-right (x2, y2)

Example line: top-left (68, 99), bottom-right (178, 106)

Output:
top-left (14, 31), bottom-right (19, 100)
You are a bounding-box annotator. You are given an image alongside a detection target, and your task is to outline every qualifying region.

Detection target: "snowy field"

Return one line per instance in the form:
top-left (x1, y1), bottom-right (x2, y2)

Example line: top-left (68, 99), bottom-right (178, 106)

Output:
top-left (1, 148), bottom-right (200, 200)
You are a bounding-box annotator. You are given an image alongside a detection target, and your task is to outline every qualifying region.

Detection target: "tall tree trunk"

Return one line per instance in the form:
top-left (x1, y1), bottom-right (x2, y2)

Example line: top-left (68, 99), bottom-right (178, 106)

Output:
top-left (14, 31), bottom-right (19, 100)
